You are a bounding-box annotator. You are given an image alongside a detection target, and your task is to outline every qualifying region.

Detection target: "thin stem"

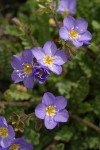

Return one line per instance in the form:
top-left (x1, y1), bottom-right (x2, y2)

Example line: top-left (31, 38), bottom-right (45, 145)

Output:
top-left (0, 101), bottom-right (31, 107)
top-left (26, 28), bottom-right (35, 47)
top-left (69, 111), bottom-right (100, 134)
top-left (51, 11), bottom-right (60, 29)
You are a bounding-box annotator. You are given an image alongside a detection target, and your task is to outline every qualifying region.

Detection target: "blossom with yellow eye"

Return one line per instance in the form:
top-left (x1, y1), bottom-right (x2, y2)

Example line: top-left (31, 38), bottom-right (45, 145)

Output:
top-left (59, 16), bottom-right (92, 47)
top-left (35, 92), bottom-right (69, 129)
top-left (32, 41), bottom-right (67, 75)
top-left (11, 50), bottom-right (34, 89)
top-left (8, 138), bottom-right (33, 150)
top-left (0, 116), bottom-right (15, 148)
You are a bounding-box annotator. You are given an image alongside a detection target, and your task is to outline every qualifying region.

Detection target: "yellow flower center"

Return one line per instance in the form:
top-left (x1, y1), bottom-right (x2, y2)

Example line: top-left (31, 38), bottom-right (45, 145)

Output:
top-left (46, 106), bottom-right (56, 116)
top-left (43, 55), bottom-right (54, 65)
top-left (69, 29), bottom-right (79, 39)
top-left (9, 144), bottom-right (20, 150)
top-left (24, 63), bottom-right (32, 74)
top-left (0, 127), bottom-right (8, 137)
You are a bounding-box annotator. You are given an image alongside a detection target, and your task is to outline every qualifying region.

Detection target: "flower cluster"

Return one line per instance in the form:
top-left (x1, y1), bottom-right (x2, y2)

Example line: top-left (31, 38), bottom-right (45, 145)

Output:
top-left (10, 0), bottom-right (92, 132)
top-left (11, 41), bottom-right (67, 88)
top-left (0, 117), bottom-right (33, 150)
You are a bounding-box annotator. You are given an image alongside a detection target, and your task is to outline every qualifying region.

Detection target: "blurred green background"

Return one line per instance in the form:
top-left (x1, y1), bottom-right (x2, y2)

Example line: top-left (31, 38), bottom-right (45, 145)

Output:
top-left (0, 0), bottom-right (100, 149)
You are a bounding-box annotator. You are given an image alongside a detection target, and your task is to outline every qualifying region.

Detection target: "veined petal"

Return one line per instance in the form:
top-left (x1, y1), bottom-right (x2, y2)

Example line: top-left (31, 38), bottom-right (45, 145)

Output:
top-left (23, 76), bottom-right (34, 88)
top-left (21, 49), bottom-right (33, 64)
top-left (59, 0), bottom-right (69, 8)
top-left (11, 71), bottom-right (23, 83)
top-left (1, 138), bottom-right (11, 148)
top-left (35, 104), bottom-right (46, 119)
top-left (54, 96), bottom-right (67, 110)
top-left (42, 92), bottom-right (56, 106)
top-left (0, 117), bottom-right (7, 127)
top-left (74, 18), bottom-right (88, 34)
top-left (32, 47), bottom-right (45, 60)
top-left (68, 0), bottom-right (76, 14)
top-left (44, 116), bottom-right (57, 129)
top-left (43, 41), bottom-right (57, 56)
top-left (57, 0), bottom-right (69, 13)
top-left (72, 39), bottom-right (83, 47)
top-left (54, 109), bottom-right (69, 122)
top-left (53, 50), bottom-right (67, 65)
top-left (59, 27), bottom-right (69, 40)
top-left (63, 16), bottom-right (75, 30)
top-left (8, 125), bottom-right (15, 139)
top-left (11, 55), bottom-right (22, 70)
top-left (48, 64), bottom-right (62, 75)
top-left (79, 31), bottom-right (92, 41)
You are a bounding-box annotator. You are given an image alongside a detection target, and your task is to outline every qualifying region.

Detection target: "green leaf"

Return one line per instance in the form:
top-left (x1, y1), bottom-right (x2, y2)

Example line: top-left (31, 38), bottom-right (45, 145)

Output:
top-left (24, 129), bottom-right (40, 145)
top-left (4, 84), bottom-right (32, 101)
top-left (55, 126), bottom-right (73, 142)
top-left (78, 102), bottom-right (92, 114)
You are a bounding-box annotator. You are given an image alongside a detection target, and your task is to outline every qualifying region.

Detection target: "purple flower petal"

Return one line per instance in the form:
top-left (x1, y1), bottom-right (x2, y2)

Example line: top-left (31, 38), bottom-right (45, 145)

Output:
top-left (60, 0), bottom-right (69, 8)
top-left (72, 40), bottom-right (83, 47)
top-left (11, 71), bottom-right (23, 83)
top-left (43, 41), bottom-right (57, 56)
top-left (34, 67), bottom-right (50, 84)
top-left (63, 16), bottom-right (75, 31)
top-left (42, 92), bottom-right (56, 106)
top-left (57, 0), bottom-right (69, 14)
top-left (35, 104), bottom-right (46, 119)
top-left (54, 109), bottom-right (69, 122)
top-left (21, 50), bottom-right (33, 64)
top-left (68, 0), bottom-right (76, 14)
top-left (54, 96), bottom-right (67, 110)
top-left (44, 116), bottom-right (57, 129)
top-left (11, 55), bottom-right (22, 70)
top-left (8, 125), bottom-right (15, 139)
top-left (32, 47), bottom-right (45, 60)
top-left (48, 64), bottom-right (62, 75)
top-left (74, 18), bottom-right (88, 34)
top-left (79, 31), bottom-right (92, 41)
top-left (37, 59), bottom-right (47, 67)
top-left (0, 117), bottom-right (7, 127)
top-left (11, 138), bottom-right (33, 150)
top-left (23, 76), bottom-right (34, 88)
top-left (59, 27), bottom-right (69, 40)
top-left (57, 0), bottom-right (76, 14)
top-left (83, 41), bottom-right (90, 46)
top-left (53, 50), bottom-right (67, 65)
top-left (0, 138), bottom-right (11, 148)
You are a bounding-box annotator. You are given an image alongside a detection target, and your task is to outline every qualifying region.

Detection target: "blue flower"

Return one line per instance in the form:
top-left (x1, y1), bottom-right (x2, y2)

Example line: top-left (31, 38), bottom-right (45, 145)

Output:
top-left (35, 92), bottom-right (69, 130)
top-left (57, 0), bottom-right (76, 15)
top-left (0, 117), bottom-right (15, 148)
top-left (59, 16), bottom-right (92, 47)
top-left (11, 50), bottom-right (34, 88)
top-left (1, 138), bottom-right (33, 150)
top-left (34, 66), bottom-right (50, 84)
top-left (32, 41), bottom-right (67, 75)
